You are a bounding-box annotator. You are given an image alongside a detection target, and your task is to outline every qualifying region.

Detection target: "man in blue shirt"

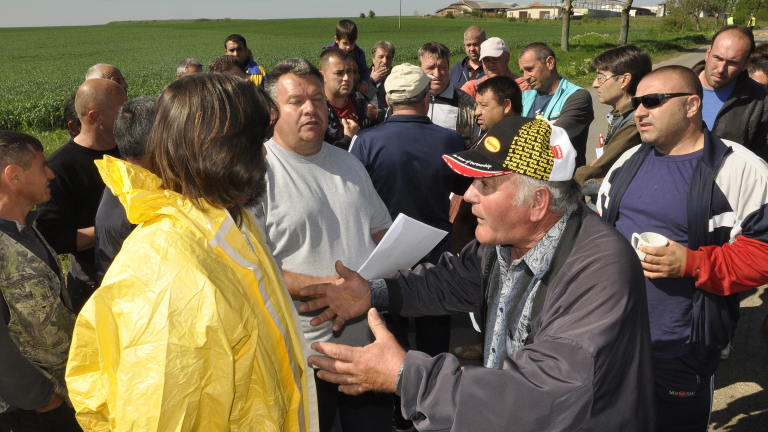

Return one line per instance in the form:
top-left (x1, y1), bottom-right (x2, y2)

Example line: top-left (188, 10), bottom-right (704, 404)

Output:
top-left (691, 25), bottom-right (768, 159)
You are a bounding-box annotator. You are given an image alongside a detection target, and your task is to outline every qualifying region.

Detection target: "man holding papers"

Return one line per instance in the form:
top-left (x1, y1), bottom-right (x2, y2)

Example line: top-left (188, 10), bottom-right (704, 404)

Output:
top-left (350, 63), bottom-right (470, 360)
top-left (302, 117), bottom-right (655, 431)
top-left (254, 58), bottom-right (393, 432)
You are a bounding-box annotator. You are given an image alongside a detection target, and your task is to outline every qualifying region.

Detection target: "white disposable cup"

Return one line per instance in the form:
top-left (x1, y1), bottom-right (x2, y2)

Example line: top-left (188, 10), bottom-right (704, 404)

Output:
top-left (631, 232), bottom-right (669, 261)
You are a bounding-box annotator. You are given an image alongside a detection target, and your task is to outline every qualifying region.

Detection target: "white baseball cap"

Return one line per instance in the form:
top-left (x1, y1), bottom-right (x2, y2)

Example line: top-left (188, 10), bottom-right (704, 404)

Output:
top-left (479, 37), bottom-right (509, 60)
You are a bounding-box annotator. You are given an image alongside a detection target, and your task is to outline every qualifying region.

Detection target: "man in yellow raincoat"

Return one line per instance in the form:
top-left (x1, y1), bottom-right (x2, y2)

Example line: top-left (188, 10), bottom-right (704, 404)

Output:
top-left (65, 73), bottom-right (319, 432)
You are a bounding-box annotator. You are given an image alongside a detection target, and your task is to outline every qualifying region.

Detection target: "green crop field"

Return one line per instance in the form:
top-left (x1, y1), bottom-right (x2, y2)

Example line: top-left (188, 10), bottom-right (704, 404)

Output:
top-left (1, 15), bottom-right (716, 145)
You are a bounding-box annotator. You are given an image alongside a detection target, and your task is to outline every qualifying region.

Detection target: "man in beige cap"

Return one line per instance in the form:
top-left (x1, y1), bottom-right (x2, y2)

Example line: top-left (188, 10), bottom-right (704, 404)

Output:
top-left (461, 37), bottom-right (528, 99)
top-left (349, 64), bottom-right (471, 421)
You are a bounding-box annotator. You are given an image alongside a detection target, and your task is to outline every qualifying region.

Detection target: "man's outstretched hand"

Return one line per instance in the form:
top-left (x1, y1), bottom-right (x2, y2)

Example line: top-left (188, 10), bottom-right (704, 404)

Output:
top-left (308, 308), bottom-right (406, 395)
top-left (298, 260), bottom-right (372, 331)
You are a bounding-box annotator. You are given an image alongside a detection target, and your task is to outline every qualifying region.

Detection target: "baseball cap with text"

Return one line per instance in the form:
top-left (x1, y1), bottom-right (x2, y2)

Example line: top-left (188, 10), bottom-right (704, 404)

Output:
top-left (479, 37), bottom-right (509, 60)
top-left (384, 63), bottom-right (434, 101)
top-left (443, 117), bottom-right (575, 181)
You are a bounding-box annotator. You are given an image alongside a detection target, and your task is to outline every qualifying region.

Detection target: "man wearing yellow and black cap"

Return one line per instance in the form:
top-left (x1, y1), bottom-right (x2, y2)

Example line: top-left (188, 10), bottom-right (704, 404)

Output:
top-left (299, 116), bottom-right (656, 431)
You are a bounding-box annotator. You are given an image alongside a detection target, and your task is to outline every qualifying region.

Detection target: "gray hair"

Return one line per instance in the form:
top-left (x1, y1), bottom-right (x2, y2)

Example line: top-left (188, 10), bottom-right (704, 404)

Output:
top-left (85, 63), bottom-right (115, 80)
top-left (513, 175), bottom-right (582, 216)
top-left (372, 40), bottom-right (395, 58)
top-left (418, 41), bottom-right (450, 66)
top-left (176, 58), bottom-right (203, 77)
top-left (389, 86), bottom-right (430, 111)
top-left (114, 96), bottom-right (157, 160)
top-left (264, 58), bottom-right (323, 99)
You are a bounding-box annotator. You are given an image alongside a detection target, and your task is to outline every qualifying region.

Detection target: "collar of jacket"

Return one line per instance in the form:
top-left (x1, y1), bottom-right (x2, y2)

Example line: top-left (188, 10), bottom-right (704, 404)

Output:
top-left (601, 128), bottom-right (732, 250)
top-left (613, 99), bottom-right (635, 117)
top-left (384, 114), bottom-right (433, 125)
top-left (95, 155), bottom-right (230, 240)
top-left (478, 203), bottom-right (584, 333)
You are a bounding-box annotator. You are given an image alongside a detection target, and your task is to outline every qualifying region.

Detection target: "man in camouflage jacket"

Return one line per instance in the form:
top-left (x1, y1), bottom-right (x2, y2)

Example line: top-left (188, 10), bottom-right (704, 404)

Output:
top-left (0, 131), bottom-right (80, 431)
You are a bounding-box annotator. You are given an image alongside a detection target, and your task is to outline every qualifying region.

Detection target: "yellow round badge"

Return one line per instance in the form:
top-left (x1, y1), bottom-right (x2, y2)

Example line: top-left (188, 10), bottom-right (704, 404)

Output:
top-left (484, 136), bottom-right (501, 153)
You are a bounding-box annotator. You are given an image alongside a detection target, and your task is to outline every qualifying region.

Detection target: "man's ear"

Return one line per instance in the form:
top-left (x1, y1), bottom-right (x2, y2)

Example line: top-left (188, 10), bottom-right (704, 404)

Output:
top-left (620, 73), bottom-right (632, 92)
top-left (87, 109), bottom-right (100, 126)
top-left (529, 186), bottom-right (551, 223)
top-left (546, 56), bottom-right (556, 71)
top-left (686, 95), bottom-right (702, 119)
top-left (1, 164), bottom-right (19, 189)
top-left (502, 99), bottom-right (513, 115)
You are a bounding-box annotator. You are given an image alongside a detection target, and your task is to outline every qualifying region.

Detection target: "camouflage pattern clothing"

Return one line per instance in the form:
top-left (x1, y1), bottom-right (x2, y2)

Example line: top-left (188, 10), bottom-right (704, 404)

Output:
top-left (0, 226), bottom-right (76, 413)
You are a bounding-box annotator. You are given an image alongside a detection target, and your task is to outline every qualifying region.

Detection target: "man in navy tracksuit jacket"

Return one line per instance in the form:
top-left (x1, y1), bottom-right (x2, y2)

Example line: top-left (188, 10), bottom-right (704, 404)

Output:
top-left (349, 64), bottom-right (470, 360)
top-left (597, 66), bottom-right (768, 431)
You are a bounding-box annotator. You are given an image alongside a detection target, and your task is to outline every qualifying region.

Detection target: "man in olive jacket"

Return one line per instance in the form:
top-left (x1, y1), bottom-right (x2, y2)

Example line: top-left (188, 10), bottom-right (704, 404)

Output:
top-left (575, 45), bottom-right (652, 201)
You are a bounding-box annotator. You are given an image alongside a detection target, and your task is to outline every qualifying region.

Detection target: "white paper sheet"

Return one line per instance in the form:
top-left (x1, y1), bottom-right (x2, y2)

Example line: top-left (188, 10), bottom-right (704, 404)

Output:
top-left (357, 214), bottom-right (448, 279)
top-left (595, 147), bottom-right (604, 159)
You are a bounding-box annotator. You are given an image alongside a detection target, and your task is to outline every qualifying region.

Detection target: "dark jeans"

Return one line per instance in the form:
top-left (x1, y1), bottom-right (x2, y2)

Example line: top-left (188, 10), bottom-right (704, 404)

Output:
top-left (315, 371), bottom-right (393, 432)
top-left (0, 404), bottom-right (82, 432)
top-left (653, 354), bottom-right (715, 432)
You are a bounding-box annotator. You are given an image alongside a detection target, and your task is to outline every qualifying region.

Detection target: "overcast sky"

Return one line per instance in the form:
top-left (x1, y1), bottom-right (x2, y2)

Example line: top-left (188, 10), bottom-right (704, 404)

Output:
top-left (1, 0), bottom-right (662, 28)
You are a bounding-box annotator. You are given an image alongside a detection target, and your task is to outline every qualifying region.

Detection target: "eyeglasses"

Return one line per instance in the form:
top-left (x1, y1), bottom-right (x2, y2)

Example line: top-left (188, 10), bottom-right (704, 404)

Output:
top-left (595, 75), bottom-right (620, 85)
top-left (630, 93), bottom-right (694, 110)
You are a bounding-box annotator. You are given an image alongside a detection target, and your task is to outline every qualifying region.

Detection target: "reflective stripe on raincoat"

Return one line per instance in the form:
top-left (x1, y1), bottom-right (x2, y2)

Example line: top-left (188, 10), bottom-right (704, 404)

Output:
top-left (65, 156), bottom-right (318, 432)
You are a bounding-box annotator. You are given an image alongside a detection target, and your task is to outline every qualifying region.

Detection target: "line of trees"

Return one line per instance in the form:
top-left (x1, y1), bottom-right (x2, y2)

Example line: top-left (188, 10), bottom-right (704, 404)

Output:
top-left (560, 0), bottom-right (759, 51)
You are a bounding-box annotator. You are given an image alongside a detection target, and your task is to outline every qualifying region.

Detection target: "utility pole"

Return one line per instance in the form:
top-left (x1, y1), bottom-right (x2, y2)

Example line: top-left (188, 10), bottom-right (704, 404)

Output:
top-left (399, 0), bottom-right (402, 28)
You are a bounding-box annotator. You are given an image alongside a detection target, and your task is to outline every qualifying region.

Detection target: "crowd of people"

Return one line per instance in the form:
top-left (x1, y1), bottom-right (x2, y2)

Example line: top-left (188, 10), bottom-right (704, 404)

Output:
top-left (2, 17), bottom-right (768, 432)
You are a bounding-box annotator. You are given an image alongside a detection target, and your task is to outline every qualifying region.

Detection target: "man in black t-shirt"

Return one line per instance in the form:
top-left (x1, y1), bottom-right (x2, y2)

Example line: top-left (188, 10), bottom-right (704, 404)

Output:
top-left (36, 79), bottom-right (126, 312)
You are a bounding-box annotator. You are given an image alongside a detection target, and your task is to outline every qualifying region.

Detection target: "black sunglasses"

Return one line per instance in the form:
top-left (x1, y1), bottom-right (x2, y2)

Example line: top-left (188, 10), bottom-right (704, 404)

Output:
top-left (631, 93), bottom-right (694, 110)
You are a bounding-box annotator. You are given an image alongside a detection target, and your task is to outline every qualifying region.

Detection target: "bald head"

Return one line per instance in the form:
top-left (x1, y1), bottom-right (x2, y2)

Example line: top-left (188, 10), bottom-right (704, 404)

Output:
top-left (74, 79), bottom-right (127, 148)
top-left (463, 26), bottom-right (486, 63)
top-left (85, 64), bottom-right (129, 93)
top-left (464, 25), bottom-right (486, 41)
top-left (644, 66), bottom-right (703, 99)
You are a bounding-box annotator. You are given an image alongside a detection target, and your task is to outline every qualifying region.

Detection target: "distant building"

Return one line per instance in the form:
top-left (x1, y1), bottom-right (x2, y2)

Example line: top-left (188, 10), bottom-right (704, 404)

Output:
top-left (436, 1), bottom-right (519, 16)
top-left (507, 2), bottom-right (561, 19)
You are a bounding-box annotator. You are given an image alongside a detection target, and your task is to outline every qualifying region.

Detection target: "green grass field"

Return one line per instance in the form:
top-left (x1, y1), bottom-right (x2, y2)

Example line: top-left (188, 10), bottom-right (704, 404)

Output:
top-left (1, 15), bottom-right (717, 150)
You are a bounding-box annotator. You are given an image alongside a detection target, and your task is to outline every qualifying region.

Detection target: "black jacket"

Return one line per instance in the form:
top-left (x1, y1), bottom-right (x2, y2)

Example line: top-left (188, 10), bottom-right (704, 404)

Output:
top-left (385, 204), bottom-right (655, 431)
top-left (324, 91), bottom-right (371, 150)
top-left (692, 60), bottom-right (768, 159)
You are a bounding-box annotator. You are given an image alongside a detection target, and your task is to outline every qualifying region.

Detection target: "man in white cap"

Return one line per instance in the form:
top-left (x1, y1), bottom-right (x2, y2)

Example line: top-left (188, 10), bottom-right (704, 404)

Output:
top-left (303, 116), bottom-right (655, 432)
top-left (461, 37), bottom-right (529, 99)
top-left (349, 63), bottom-right (469, 378)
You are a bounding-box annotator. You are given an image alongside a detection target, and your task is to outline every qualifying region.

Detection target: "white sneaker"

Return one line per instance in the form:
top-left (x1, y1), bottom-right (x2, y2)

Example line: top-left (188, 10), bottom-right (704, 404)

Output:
top-left (720, 343), bottom-right (734, 359)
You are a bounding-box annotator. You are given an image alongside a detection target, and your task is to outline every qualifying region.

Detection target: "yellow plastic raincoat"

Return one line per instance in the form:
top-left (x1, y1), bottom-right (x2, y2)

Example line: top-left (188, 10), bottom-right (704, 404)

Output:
top-left (65, 156), bottom-right (319, 432)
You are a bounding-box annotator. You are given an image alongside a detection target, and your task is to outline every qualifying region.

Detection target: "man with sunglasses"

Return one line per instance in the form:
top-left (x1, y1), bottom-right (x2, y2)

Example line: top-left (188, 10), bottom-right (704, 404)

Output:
top-left (597, 65), bottom-right (768, 432)
top-left (692, 25), bottom-right (768, 159)
top-left (575, 45), bottom-right (651, 202)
